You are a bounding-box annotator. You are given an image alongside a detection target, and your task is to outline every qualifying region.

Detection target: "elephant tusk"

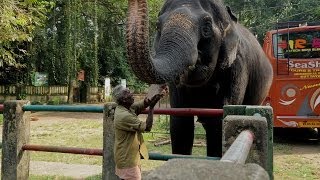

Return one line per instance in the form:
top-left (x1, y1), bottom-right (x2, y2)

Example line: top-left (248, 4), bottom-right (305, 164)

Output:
top-left (223, 24), bottom-right (231, 37)
top-left (189, 65), bottom-right (196, 71)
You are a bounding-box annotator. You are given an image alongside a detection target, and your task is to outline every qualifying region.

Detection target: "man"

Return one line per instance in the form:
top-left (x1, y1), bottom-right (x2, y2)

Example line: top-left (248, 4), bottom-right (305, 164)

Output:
top-left (112, 84), bottom-right (168, 180)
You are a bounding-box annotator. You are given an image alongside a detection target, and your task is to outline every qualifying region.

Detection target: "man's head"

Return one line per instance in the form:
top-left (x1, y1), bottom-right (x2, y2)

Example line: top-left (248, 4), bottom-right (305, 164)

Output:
top-left (112, 85), bottom-right (134, 106)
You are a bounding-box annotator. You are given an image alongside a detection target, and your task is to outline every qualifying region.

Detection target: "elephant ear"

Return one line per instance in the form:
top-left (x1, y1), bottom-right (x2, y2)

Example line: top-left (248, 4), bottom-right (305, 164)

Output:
top-left (226, 6), bottom-right (238, 22)
top-left (218, 23), bottom-right (239, 69)
top-left (216, 6), bottom-right (239, 69)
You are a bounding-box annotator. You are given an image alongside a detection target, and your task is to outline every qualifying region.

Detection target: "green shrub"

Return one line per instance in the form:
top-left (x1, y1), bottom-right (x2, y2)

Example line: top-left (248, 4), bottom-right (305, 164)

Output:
top-left (31, 101), bottom-right (43, 105)
top-left (47, 97), bottom-right (60, 105)
top-left (153, 115), bottom-right (170, 132)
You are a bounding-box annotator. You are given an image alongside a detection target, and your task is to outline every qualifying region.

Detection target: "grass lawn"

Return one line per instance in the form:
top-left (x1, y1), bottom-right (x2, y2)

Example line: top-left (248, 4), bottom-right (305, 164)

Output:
top-left (27, 114), bottom-right (206, 179)
top-left (273, 142), bottom-right (320, 179)
top-left (29, 115), bottom-right (207, 167)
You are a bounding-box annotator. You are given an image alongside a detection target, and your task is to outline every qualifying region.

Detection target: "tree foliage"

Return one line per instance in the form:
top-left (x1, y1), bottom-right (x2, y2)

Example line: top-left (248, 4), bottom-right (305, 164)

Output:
top-left (25, 0), bottom-right (164, 89)
top-left (27, 0), bottom-right (146, 87)
top-left (0, 0), bottom-right (53, 84)
top-left (1, 0), bottom-right (320, 89)
top-left (225, 0), bottom-right (320, 42)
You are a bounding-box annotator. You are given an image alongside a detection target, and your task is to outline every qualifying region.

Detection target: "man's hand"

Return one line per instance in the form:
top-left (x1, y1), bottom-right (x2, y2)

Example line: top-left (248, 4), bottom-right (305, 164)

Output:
top-left (144, 84), bottom-right (168, 108)
top-left (160, 84), bottom-right (169, 95)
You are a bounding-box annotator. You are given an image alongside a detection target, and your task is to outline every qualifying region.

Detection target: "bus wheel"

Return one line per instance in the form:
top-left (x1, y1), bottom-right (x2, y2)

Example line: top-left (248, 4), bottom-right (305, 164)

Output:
top-left (316, 128), bottom-right (320, 141)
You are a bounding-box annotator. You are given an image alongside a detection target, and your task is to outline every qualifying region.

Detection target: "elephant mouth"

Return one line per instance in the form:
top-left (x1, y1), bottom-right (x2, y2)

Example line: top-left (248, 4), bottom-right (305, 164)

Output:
top-left (179, 60), bottom-right (214, 87)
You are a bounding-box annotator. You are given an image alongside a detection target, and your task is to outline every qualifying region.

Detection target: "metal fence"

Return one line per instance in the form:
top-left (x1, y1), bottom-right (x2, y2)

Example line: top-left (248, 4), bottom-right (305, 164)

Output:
top-left (0, 102), bottom-right (273, 180)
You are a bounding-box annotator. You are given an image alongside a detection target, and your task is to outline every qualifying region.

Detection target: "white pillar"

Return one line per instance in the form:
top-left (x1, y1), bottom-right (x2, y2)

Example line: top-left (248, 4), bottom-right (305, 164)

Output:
top-left (121, 79), bottom-right (126, 88)
top-left (104, 78), bottom-right (111, 101)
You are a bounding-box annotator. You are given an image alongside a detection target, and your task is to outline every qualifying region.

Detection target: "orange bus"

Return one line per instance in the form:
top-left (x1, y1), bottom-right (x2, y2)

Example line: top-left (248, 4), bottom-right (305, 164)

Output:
top-left (263, 21), bottom-right (320, 130)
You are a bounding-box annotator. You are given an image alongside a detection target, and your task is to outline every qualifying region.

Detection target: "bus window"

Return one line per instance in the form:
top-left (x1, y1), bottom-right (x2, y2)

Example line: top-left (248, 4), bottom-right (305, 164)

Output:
top-left (273, 34), bottom-right (284, 58)
top-left (273, 30), bottom-right (320, 59)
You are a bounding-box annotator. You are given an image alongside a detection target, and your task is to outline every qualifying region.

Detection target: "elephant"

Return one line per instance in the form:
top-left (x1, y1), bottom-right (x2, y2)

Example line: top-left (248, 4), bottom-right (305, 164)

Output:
top-left (126, 0), bottom-right (273, 157)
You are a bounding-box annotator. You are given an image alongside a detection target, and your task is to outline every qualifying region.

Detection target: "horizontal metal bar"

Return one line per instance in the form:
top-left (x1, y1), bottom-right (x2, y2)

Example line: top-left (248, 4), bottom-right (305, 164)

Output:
top-left (22, 105), bottom-right (224, 117)
top-left (22, 144), bottom-right (103, 156)
top-left (220, 130), bottom-right (254, 164)
top-left (277, 115), bottom-right (320, 119)
top-left (143, 108), bottom-right (223, 117)
top-left (22, 144), bottom-right (220, 161)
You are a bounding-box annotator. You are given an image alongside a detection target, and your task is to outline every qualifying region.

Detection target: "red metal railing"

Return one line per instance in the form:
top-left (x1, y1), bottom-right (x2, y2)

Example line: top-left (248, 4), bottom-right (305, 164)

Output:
top-left (19, 107), bottom-right (224, 160)
top-left (143, 108), bottom-right (224, 117)
top-left (22, 144), bottom-right (103, 156)
top-left (8, 105), bottom-right (225, 160)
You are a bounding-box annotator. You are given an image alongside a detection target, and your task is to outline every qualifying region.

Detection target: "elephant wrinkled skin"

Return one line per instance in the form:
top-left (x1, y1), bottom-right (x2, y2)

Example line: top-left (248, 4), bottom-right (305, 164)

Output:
top-left (126, 0), bottom-right (273, 157)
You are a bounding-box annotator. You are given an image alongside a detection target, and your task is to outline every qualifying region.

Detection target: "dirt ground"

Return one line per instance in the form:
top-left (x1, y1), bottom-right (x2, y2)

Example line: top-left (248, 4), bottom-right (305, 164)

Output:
top-left (28, 111), bottom-right (320, 179)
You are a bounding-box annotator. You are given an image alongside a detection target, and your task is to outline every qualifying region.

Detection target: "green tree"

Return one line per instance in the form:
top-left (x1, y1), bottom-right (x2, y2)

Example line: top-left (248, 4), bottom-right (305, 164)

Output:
top-left (225, 0), bottom-right (320, 42)
top-left (0, 0), bottom-right (53, 84)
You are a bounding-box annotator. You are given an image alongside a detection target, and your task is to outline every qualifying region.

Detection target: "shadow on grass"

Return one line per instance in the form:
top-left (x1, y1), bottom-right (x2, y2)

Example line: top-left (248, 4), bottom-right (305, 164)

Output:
top-left (274, 128), bottom-right (319, 142)
top-left (273, 127), bottom-right (319, 155)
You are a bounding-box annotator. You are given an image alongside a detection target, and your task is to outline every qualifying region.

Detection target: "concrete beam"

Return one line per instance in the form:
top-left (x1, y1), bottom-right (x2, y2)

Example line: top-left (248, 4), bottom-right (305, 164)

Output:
top-left (220, 130), bottom-right (254, 164)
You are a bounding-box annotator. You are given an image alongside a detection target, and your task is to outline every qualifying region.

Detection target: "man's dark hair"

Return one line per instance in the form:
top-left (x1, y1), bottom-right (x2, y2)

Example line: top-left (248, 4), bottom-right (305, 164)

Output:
top-left (112, 85), bottom-right (126, 104)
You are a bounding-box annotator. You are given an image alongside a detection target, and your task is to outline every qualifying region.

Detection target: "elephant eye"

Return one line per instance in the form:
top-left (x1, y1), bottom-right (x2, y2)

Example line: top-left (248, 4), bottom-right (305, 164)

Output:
top-left (201, 17), bottom-right (213, 38)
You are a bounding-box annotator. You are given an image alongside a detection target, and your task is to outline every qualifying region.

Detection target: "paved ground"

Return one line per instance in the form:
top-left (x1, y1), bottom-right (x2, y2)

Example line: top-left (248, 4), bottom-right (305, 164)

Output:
top-left (30, 161), bottom-right (101, 179)
top-left (0, 161), bottom-right (101, 179)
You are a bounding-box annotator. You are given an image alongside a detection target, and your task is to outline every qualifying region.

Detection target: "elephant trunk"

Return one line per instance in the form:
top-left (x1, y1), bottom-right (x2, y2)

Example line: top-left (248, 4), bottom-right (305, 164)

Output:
top-left (153, 26), bottom-right (199, 81)
top-left (126, 0), bottom-right (198, 83)
top-left (126, 0), bottom-right (165, 84)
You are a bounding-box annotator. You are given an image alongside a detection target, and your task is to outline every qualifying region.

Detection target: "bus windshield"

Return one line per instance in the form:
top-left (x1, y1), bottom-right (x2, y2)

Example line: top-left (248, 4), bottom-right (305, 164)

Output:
top-left (273, 30), bottom-right (320, 59)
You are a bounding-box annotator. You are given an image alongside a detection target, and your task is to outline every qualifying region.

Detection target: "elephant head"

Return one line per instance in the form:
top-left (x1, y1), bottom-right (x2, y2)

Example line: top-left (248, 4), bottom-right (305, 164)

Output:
top-left (126, 0), bottom-right (239, 86)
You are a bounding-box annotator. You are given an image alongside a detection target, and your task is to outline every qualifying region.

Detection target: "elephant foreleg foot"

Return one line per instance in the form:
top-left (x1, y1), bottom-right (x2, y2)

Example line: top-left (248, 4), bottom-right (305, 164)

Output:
top-left (201, 117), bottom-right (223, 157)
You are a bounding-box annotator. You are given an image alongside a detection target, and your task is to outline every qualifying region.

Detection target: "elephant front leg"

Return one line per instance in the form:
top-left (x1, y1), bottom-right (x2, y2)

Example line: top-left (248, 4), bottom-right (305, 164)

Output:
top-left (200, 117), bottom-right (223, 157)
top-left (170, 116), bottom-right (194, 155)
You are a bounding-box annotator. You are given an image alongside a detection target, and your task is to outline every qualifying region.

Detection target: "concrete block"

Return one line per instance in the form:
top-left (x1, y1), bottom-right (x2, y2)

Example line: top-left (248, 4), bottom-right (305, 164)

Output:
top-left (102, 102), bottom-right (119, 180)
top-left (144, 159), bottom-right (269, 180)
top-left (222, 115), bottom-right (268, 170)
top-left (223, 105), bottom-right (247, 118)
top-left (245, 106), bottom-right (273, 179)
